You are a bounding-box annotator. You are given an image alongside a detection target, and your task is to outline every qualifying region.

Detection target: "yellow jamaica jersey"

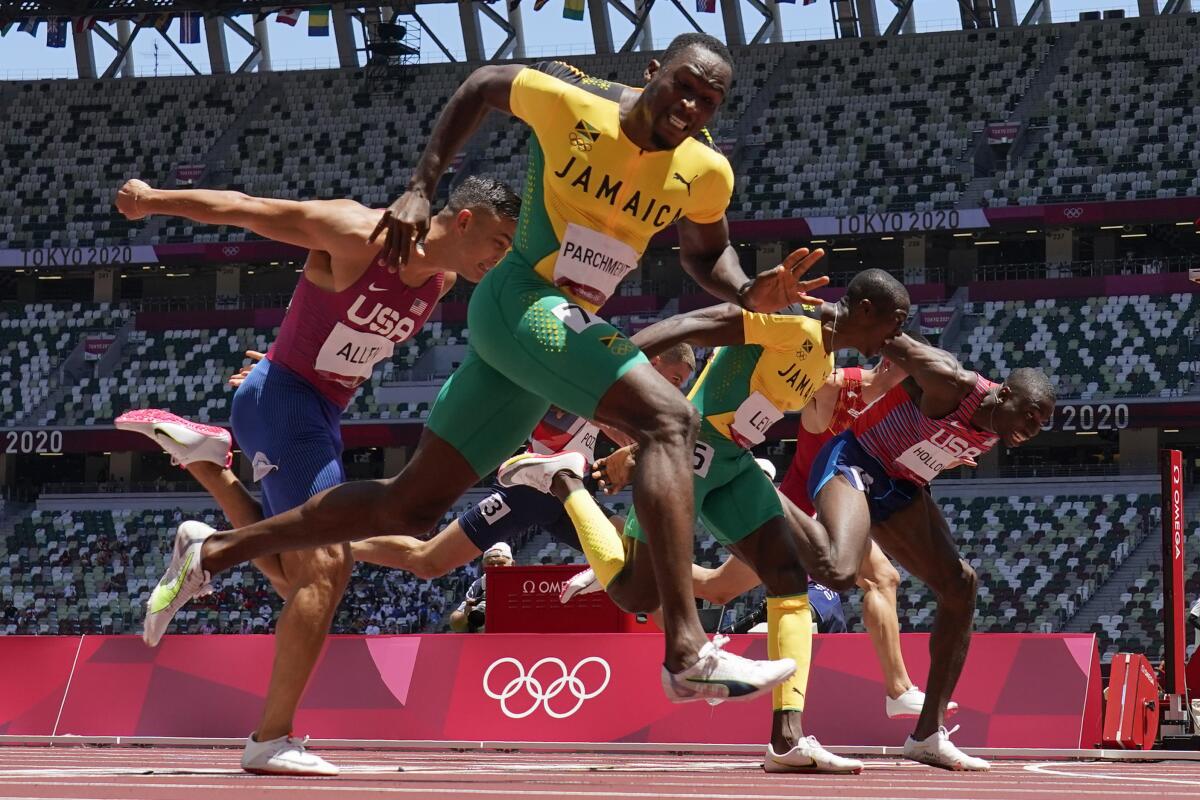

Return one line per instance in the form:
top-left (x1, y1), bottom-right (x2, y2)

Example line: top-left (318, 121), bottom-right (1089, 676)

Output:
top-left (507, 61), bottom-right (735, 312)
top-left (689, 310), bottom-right (834, 448)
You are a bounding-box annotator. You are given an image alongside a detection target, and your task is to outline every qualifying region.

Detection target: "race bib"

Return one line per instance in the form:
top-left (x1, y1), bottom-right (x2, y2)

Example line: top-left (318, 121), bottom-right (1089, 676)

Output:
top-left (728, 392), bottom-right (784, 449)
top-left (894, 440), bottom-right (958, 483)
top-left (314, 321), bottom-right (395, 388)
top-left (691, 441), bottom-right (715, 479)
top-left (477, 492), bottom-right (512, 525)
top-left (553, 223), bottom-right (639, 307)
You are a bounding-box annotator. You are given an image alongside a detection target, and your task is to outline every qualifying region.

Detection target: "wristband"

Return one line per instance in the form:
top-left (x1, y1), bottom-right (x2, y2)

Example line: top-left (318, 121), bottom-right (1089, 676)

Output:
top-left (736, 279), bottom-right (755, 309)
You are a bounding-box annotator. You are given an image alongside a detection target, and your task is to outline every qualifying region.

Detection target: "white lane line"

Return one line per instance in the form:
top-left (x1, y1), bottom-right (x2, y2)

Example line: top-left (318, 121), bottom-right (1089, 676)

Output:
top-left (1025, 762), bottom-right (1200, 787)
top-left (0, 777), bottom-right (1173, 798)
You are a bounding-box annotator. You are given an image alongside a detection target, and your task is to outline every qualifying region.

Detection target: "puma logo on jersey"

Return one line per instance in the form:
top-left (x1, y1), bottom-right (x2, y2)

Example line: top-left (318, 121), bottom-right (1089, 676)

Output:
top-left (672, 172), bottom-right (698, 195)
top-left (347, 294), bottom-right (417, 340)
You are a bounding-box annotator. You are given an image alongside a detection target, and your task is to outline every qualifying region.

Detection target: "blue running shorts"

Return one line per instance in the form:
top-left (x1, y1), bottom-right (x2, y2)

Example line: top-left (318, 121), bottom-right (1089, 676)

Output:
top-left (230, 357), bottom-right (346, 518)
top-left (808, 430), bottom-right (922, 524)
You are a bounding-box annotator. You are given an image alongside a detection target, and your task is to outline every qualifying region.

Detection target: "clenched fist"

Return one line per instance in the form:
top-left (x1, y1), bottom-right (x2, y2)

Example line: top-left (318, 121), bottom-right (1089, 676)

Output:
top-left (114, 178), bottom-right (153, 220)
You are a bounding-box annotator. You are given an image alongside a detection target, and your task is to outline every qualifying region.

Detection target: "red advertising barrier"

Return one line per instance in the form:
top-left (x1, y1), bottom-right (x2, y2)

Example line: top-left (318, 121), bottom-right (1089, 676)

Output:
top-left (0, 637), bottom-right (81, 735)
top-left (484, 565), bottom-right (659, 634)
top-left (3, 633), bottom-right (1101, 747)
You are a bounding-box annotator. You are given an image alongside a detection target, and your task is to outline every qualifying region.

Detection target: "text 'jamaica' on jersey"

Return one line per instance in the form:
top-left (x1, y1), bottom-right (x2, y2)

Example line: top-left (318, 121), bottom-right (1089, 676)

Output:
top-left (690, 311), bottom-right (834, 449)
top-left (508, 61), bottom-right (735, 312)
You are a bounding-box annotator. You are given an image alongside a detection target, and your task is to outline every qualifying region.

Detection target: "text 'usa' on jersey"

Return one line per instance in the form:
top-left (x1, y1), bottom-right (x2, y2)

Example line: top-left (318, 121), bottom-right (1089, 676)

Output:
top-left (690, 311), bottom-right (834, 449)
top-left (507, 61), bottom-right (735, 312)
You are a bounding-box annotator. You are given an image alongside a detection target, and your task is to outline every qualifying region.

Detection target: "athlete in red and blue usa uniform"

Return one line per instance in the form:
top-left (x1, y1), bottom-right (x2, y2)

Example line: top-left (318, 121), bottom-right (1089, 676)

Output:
top-left (807, 333), bottom-right (1057, 771)
top-left (113, 175), bottom-right (519, 776)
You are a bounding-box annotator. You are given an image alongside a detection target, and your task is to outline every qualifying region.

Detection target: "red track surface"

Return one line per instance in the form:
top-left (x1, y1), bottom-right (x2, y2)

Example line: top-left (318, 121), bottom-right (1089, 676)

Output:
top-left (0, 746), bottom-right (1198, 800)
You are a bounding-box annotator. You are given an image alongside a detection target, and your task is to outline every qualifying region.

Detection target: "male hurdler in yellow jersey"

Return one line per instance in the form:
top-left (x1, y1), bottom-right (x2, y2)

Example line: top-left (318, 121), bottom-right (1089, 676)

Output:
top-left (427, 59), bottom-right (734, 474)
top-left (158, 36), bottom-right (844, 716)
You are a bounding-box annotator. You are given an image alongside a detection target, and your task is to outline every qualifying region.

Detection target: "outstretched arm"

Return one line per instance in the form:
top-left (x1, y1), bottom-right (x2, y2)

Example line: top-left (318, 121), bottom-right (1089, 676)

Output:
top-left (880, 334), bottom-right (973, 414)
top-left (372, 64), bottom-right (526, 266)
top-left (115, 179), bottom-right (379, 270)
top-left (677, 223), bottom-right (829, 313)
top-left (630, 303), bottom-right (746, 359)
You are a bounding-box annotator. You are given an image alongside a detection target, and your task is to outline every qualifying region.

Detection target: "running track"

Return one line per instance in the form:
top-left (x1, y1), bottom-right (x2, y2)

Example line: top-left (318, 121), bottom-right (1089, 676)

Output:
top-left (0, 747), bottom-right (1198, 800)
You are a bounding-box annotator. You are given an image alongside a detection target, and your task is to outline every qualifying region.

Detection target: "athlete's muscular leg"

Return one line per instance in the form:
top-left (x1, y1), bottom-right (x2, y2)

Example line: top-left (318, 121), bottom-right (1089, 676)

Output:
top-left (871, 491), bottom-right (975, 742)
top-left (184, 461), bottom-right (289, 596)
top-left (352, 520), bottom-right (482, 581)
top-left (255, 541), bottom-right (353, 742)
top-left (200, 429), bottom-right (480, 574)
top-left (805, 476), bottom-right (875, 591)
top-left (857, 540), bottom-right (914, 700)
top-left (592, 362), bottom-right (706, 671)
top-left (728, 517), bottom-right (812, 754)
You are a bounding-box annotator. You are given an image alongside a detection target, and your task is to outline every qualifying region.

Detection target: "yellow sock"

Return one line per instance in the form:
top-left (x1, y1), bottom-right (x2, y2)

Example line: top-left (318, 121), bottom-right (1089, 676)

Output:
top-left (768, 594), bottom-right (813, 712)
top-left (563, 489), bottom-right (627, 587)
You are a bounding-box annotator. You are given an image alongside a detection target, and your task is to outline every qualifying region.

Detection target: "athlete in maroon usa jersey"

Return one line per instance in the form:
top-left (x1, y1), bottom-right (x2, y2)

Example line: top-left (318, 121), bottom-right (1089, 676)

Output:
top-left (115, 175), bottom-right (519, 776)
top-left (807, 333), bottom-right (1056, 771)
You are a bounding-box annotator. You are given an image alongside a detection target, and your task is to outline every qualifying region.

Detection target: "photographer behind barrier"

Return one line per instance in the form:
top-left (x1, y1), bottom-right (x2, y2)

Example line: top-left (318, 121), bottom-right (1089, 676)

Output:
top-left (450, 542), bottom-right (514, 633)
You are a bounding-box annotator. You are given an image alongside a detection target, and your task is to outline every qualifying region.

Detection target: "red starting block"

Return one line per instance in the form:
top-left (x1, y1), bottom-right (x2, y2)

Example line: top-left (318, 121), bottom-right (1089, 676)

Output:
top-left (1102, 653), bottom-right (1161, 749)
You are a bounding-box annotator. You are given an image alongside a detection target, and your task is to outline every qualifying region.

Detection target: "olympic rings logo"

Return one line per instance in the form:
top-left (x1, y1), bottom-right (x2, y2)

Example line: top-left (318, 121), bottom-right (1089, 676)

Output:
top-left (482, 656), bottom-right (611, 719)
top-left (1062, 207), bottom-right (1083, 219)
top-left (222, 246), bottom-right (241, 257)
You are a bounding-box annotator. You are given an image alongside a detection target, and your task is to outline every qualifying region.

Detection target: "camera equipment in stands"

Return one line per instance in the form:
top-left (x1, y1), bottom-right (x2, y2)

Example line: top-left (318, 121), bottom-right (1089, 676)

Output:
top-left (365, 16), bottom-right (420, 72)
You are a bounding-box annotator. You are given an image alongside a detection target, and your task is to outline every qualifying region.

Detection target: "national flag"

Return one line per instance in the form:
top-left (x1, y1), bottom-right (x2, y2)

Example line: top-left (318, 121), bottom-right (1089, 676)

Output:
top-left (696, 0), bottom-right (716, 11)
top-left (308, 6), bottom-right (329, 36)
top-left (409, 298), bottom-right (429, 316)
top-left (276, 8), bottom-right (301, 25)
top-left (18, 18), bottom-right (41, 36)
top-left (563, 0), bottom-right (585, 20)
top-left (179, 11), bottom-right (201, 43)
top-left (46, 17), bottom-right (67, 47)
top-left (73, 16), bottom-right (97, 33)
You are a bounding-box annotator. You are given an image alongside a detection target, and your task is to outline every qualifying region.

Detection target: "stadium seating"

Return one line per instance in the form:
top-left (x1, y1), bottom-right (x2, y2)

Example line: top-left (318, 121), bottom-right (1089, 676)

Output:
top-left (990, 15), bottom-right (1200, 206)
top-left (960, 293), bottom-right (1198, 399)
top-left (0, 302), bottom-right (132, 426)
top-left (737, 27), bottom-right (1058, 219)
top-left (5, 15), bottom-right (1198, 248)
top-left (1092, 505), bottom-right (1200, 658)
top-left (0, 504), bottom-right (476, 635)
top-left (1, 77), bottom-right (241, 249)
top-left (835, 490), bottom-right (1160, 658)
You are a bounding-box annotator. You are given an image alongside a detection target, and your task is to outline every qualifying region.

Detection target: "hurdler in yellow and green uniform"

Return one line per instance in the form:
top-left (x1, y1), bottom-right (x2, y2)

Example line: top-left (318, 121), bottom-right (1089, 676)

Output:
top-left (426, 60), bottom-right (735, 476)
top-left (623, 309), bottom-right (834, 548)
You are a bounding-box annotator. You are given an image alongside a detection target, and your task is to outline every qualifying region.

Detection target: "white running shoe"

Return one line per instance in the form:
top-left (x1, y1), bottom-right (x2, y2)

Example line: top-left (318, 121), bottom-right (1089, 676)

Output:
top-left (116, 408), bottom-right (232, 469)
top-left (886, 686), bottom-right (959, 719)
top-left (497, 451), bottom-right (587, 494)
top-left (903, 725), bottom-right (990, 771)
top-left (143, 521), bottom-right (215, 647)
top-left (764, 737), bottom-right (864, 774)
top-left (241, 733), bottom-right (339, 777)
top-left (661, 634), bottom-right (795, 704)
top-left (560, 568), bottom-right (603, 603)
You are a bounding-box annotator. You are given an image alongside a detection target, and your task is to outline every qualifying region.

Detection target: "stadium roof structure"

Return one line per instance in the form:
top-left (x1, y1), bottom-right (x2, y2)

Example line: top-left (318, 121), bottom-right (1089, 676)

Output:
top-left (4, 0), bottom-right (1182, 80)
